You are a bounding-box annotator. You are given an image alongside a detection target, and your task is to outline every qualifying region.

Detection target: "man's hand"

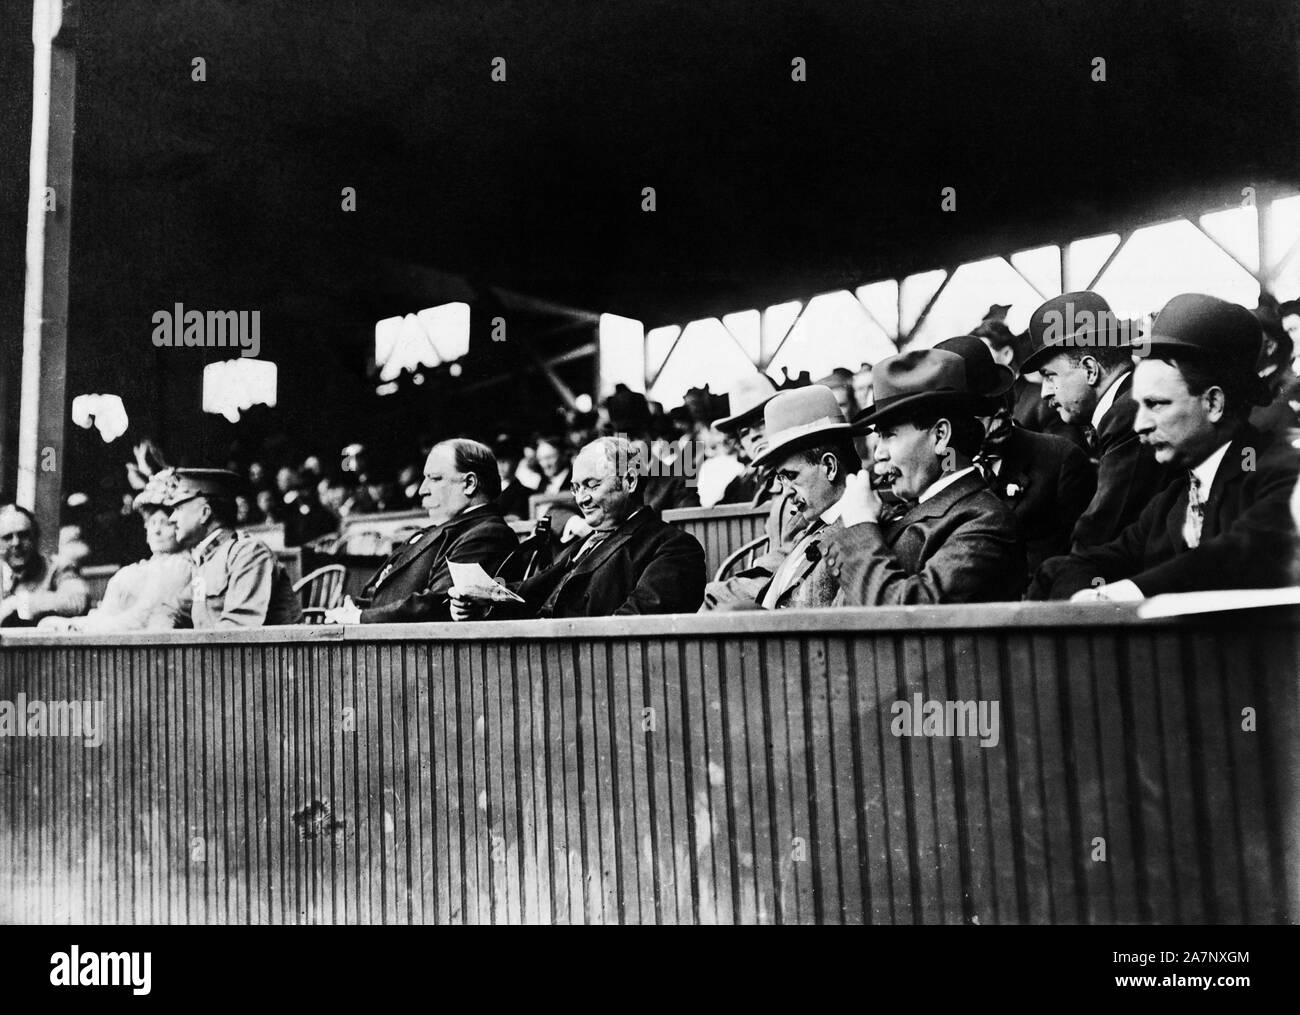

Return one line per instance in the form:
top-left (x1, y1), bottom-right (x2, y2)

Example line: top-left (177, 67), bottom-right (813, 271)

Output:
top-left (323, 595), bottom-right (362, 625)
top-left (839, 470), bottom-right (883, 528)
top-left (562, 515), bottom-right (593, 542)
top-left (448, 586), bottom-right (492, 622)
top-left (1070, 579), bottom-right (1144, 604)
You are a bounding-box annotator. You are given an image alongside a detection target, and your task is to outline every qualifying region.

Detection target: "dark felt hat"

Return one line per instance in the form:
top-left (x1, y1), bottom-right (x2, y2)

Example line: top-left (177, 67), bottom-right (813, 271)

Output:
top-left (1142, 293), bottom-right (1262, 371)
top-left (1023, 290), bottom-right (1135, 374)
top-left (935, 335), bottom-right (1017, 403)
top-left (851, 349), bottom-right (984, 431)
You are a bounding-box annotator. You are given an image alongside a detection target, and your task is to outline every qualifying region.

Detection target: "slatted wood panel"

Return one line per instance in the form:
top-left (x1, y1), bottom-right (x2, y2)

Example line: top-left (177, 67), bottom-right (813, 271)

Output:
top-left (663, 505), bottom-right (767, 582)
top-left (1, 606), bottom-right (1296, 924)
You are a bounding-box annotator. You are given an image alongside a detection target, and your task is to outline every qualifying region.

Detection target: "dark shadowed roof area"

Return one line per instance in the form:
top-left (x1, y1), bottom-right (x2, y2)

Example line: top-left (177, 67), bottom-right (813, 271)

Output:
top-left (0, 0), bottom-right (1298, 492)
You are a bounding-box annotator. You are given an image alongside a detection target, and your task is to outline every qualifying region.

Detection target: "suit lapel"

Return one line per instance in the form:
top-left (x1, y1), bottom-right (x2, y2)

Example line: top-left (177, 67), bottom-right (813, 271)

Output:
top-left (893, 472), bottom-right (987, 529)
top-left (372, 507), bottom-right (484, 589)
top-left (771, 519), bottom-right (835, 607)
top-left (568, 510), bottom-right (649, 577)
top-left (1201, 431), bottom-right (1251, 538)
top-left (1096, 371), bottom-right (1135, 451)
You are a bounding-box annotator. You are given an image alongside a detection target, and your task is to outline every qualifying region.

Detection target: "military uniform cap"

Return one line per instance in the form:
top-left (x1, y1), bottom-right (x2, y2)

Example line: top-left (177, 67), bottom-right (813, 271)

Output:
top-left (162, 468), bottom-right (244, 507)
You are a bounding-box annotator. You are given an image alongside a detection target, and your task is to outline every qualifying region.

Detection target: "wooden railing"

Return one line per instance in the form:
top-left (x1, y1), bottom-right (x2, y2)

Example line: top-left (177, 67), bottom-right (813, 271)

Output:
top-left (663, 504), bottom-right (767, 581)
top-left (1, 604), bottom-right (1296, 924)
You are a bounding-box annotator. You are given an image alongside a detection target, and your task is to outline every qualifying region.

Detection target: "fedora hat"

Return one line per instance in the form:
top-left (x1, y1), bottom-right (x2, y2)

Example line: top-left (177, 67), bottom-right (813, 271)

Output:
top-left (851, 349), bottom-right (984, 431)
top-left (935, 335), bottom-right (1017, 404)
top-left (714, 372), bottom-right (779, 431)
top-left (1022, 290), bottom-right (1134, 374)
top-left (750, 385), bottom-right (851, 468)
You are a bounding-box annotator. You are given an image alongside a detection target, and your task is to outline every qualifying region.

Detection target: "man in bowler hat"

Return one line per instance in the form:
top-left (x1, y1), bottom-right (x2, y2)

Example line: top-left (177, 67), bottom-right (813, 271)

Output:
top-left (1023, 290), bottom-right (1172, 548)
top-left (1031, 293), bottom-right (1300, 600)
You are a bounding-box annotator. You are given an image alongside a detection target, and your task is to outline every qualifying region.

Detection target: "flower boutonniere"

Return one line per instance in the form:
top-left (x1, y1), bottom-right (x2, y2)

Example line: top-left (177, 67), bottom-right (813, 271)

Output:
top-left (1001, 475), bottom-right (1030, 501)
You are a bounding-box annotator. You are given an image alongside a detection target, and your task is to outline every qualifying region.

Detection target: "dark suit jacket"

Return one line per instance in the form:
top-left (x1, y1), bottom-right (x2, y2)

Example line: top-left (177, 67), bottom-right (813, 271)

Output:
top-left (495, 478), bottom-right (536, 521)
top-left (498, 507), bottom-right (705, 618)
top-left (1071, 371), bottom-right (1173, 549)
top-left (825, 471), bottom-right (1026, 605)
top-left (1013, 376), bottom-right (1088, 449)
top-left (355, 503), bottom-right (518, 623)
top-left (1031, 426), bottom-right (1300, 599)
top-left (987, 424), bottom-right (1096, 580)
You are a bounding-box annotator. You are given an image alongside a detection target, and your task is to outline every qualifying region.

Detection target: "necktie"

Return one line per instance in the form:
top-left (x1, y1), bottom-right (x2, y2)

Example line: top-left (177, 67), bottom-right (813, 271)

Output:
top-left (1082, 424), bottom-right (1099, 456)
top-left (761, 521), bottom-right (825, 609)
top-left (1183, 473), bottom-right (1204, 548)
top-left (573, 530), bottom-right (610, 562)
top-left (973, 452), bottom-right (1000, 482)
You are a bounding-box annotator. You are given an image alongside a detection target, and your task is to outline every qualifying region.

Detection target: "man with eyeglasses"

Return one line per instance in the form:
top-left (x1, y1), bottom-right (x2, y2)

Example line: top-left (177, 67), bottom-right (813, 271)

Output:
top-left (450, 436), bottom-right (705, 620)
top-left (164, 468), bottom-right (302, 627)
top-left (326, 439), bottom-right (518, 624)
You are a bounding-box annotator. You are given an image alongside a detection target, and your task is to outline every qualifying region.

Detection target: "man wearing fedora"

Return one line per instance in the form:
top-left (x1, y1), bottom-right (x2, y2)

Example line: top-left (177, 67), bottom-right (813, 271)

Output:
top-left (1031, 293), bottom-right (1300, 601)
top-left (1024, 290), bottom-right (1171, 548)
top-left (824, 349), bottom-right (1026, 605)
top-left (704, 385), bottom-right (859, 610)
top-left (704, 372), bottom-right (810, 606)
top-left (936, 336), bottom-right (1095, 581)
top-left (164, 468), bottom-right (303, 627)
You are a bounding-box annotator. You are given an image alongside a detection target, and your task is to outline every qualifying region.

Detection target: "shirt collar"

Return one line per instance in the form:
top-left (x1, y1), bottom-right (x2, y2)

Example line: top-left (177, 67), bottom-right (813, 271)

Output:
top-left (191, 526), bottom-right (232, 564)
top-left (1190, 440), bottom-right (1233, 493)
top-left (919, 465), bottom-right (977, 505)
top-left (819, 491), bottom-right (845, 525)
top-left (1091, 370), bottom-right (1129, 430)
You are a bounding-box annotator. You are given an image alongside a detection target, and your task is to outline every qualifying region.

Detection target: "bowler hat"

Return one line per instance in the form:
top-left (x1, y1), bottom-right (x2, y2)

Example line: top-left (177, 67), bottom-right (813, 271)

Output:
top-left (714, 372), bottom-right (779, 431)
top-left (1143, 293), bottom-right (1262, 372)
top-left (1022, 290), bottom-right (1133, 374)
top-left (935, 335), bottom-right (1017, 404)
top-left (750, 385), bottom-right (851, 468)
top-left (851, 349), bottom-right (984, 431)
top-left (162, 468), bottom-right (244, 507)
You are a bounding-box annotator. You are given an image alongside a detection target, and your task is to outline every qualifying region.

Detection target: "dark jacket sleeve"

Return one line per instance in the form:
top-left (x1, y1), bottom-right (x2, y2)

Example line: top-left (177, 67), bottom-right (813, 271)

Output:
top-left (359, 523), bottom-right (517, 623)
top-left (1056, 441), bottom-right (1098, 551)
top-left (1071, 428), bottom-right (1167, 550)
top-left (613, 529), bottom-right (706, 615)
top-left (830, 512), bottom-right (1024, 606)
top-left (1034, 447), bottom-right (1299, 598)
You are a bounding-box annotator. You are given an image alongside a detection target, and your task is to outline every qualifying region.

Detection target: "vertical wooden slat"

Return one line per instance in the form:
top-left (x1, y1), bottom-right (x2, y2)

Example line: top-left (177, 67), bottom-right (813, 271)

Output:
top-left (1063, 633), bottom-right (1110, 923)
top-left (1152, 630), bottom-right (1205, 922)
top-left (1029, 632), bottom-right (1077, 924)
top-left (1089, 631), bottom-right (1138, 922)
top-left (1185, 630), bottom-right (1242, 923)
top-left (950, 631), bottom-right (994, 926)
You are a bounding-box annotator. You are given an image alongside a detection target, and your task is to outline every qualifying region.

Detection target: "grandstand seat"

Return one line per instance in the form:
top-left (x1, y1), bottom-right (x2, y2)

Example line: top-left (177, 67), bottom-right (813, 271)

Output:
top-left (494, 516), bottom-right (556, 584)
top-left (293, 564), bottom-right (346, 623)
top-left (714, 532), bottom-right (768, 583)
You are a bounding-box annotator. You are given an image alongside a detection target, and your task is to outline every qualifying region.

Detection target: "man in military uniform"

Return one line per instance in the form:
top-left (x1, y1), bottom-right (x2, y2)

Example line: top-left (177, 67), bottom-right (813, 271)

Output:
top-left (164, 469), bottom-right (303, 627)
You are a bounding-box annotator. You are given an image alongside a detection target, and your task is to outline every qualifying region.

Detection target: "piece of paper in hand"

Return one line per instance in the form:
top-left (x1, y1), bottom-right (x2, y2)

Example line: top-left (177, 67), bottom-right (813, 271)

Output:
top-left (448, 561), bottom-right (525, 602)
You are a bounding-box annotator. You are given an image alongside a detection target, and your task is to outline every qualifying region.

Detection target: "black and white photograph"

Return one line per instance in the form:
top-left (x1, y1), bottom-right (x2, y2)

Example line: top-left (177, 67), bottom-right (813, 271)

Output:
top-left (0, 0), bottom-right (1297, 997)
